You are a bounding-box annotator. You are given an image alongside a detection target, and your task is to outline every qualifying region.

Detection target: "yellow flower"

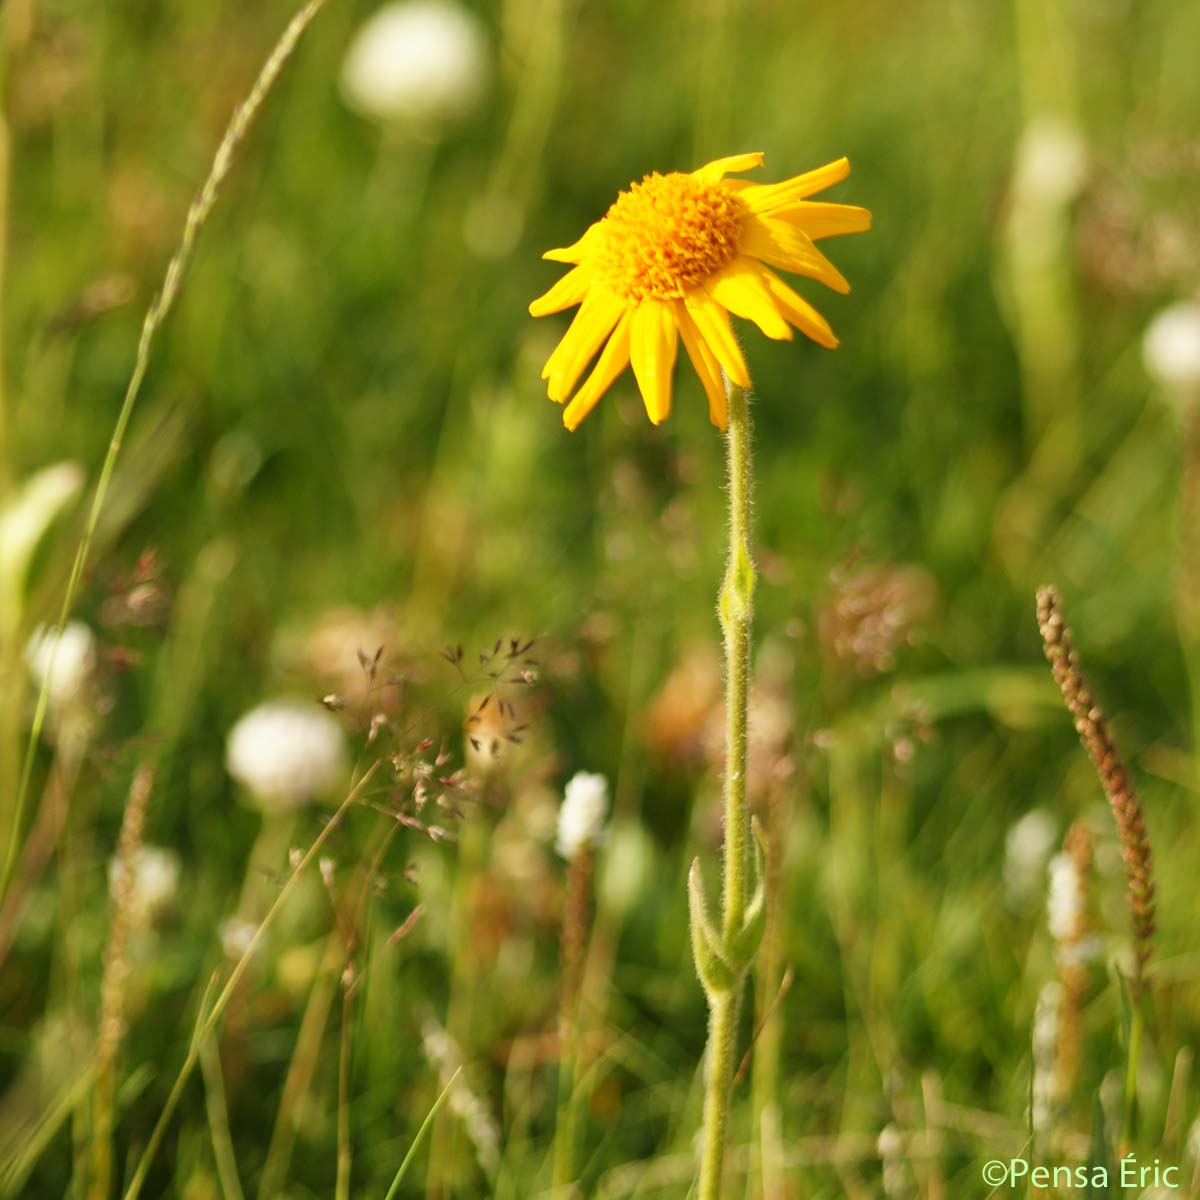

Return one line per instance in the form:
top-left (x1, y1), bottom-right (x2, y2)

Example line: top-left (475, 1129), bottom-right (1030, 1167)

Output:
top-left (529, 152), bottom-right (870, 431)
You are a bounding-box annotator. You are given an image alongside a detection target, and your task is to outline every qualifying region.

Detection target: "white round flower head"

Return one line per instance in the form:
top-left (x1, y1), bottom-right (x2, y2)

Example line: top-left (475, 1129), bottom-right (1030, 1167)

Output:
top-left (340, 1), bottom-right (489, 129)
top-left (25, 621), bottom-right (96, 709)
top-left (1003, 808), bottom-right (1058, 904)
top-left (1014, 116), bottom-right (1087, 206)
top-left (1143, 302), bottom-right (1200, 393)
top-left (555, 771), bottom-right (609, 859)
top-left (1046, 851), bottom-right (1083, 943)
top-left (108, 845), bottom-right (181, 921)
top-left (226, 701), bottom-right (345, 810)
top-left (219, 916), bottom-right (259, 960)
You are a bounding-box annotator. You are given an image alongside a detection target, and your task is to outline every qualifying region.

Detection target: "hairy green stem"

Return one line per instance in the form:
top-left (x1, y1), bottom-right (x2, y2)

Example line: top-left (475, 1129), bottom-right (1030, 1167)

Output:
top-left (698, 991), bottom-right (739, 1199)
top-left (719, 381), bottom-right (754, 942)
top-left (697, 379), bottom-right (755, 1200)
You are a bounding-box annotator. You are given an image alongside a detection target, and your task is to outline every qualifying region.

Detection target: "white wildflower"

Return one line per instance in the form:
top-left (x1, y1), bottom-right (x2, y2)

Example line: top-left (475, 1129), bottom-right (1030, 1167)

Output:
top-left (218, 916), bottom-right (259, 960)
top-left (555, 770), bottom-right (609, 859)
top-left (340, 1), bottom-right (489, 130)
top-left (1047, 851), bottom-right (1083, 944)
top-left (108, 845), bottom-right (180, 922)
top-left (419, 1015), bottom-right (500, 1175)
top-left (1143, 302), bottom-right (1200, 393)
top-left (1004, 808), bottom-right (1058, 904)
top-left (226, 701), bottom-right (344, 810)
top-left (25, 621), bottom-right (96, 710)
top-left (1031, 981), bottom-right (1062, 1139)
top-left (1013, 117), bottom-right (1087, 206)
top-left (877, 1123), bottom-right (908, 1199)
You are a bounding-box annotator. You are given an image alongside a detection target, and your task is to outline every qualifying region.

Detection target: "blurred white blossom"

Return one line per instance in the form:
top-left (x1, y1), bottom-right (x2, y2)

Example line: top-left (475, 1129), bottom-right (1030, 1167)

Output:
top-left (1143, 301), bottom-right (1200, 393)
top-left (25, 621), bottom-right (96, 710)
top-left (1031, 981), bottom-right (1062, 1138)
top-left (1013, 117), bottom-right (1087, 206)
top-left (1003, 808), bottom-right (1058, 905)
top-left (1047, 851), bottom-right (1083, 944)
top-left (219, 916), bottom-right (259, 960)
top-left (108, 845), bottom-right (180, 922)
top-left (226, 701), bottom-right (344, 810)
top-left (340, 1), bottom-right (489, 129)
top-left (555, 771), bottom-right (609, 859)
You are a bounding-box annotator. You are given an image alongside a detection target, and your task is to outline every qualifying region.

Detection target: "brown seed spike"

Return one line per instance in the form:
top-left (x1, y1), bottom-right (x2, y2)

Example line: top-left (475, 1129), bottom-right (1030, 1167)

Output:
top-left (1036, 586), bottom-right (1157, 999)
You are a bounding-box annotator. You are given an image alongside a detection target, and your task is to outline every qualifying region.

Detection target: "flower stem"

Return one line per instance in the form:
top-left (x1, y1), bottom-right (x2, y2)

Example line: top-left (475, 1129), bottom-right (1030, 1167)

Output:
top-left (553, 846), bottom-right (592, 1193)
top-left (720, 380), bottom-right (754, 942)
top-left (698, 991), bottom-right (740, 1198)
top-left (697, 378), bottom-right (756, 1200)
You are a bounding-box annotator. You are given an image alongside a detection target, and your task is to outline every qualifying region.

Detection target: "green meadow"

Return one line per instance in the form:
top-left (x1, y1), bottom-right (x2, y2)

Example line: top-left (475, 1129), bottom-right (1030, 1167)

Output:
top-left (2, 0), bottom-right (1199, 1195)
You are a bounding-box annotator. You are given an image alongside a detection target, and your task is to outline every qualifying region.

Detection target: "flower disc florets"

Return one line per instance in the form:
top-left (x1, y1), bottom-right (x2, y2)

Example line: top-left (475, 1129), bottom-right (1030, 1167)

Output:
top-left (593, 172), bottom-right (745, 303)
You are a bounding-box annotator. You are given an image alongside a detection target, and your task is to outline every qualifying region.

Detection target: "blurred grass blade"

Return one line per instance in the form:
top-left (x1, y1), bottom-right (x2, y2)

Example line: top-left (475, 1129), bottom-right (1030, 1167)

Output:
top-left (0, 0), bottom-right (331, 908)
top-left (0, 462), bottom-right (83, 636)
top-left (383, 1067), bottom-right (462, 1200)
top-left (0, 1059), bottom-right (96, 1198)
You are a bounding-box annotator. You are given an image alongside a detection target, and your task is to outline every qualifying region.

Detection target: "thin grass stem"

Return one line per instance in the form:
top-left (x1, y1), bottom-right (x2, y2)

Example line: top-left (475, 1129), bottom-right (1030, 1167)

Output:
top-left (382, 1067), bottom-right (462, 1200)
top-left (121, 761), bottom-right (378, 1200)
top-left (0, 0), bottom-right (329, 908)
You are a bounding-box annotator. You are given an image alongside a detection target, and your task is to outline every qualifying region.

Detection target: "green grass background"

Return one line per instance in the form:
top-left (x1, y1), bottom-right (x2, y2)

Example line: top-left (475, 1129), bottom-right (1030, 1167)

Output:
top-left (3, 0), bottom-right (1200, 1195)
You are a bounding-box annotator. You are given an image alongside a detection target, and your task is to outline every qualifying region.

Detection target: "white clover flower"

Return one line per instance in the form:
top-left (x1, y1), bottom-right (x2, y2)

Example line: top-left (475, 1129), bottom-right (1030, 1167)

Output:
top-left (340, 1), bottom-right (489, 129)
top-left (555, 771), bottom-right (609, 859)
top-left (108, 845), bottom-right (180, 922)
top-left (226, 701), bottom-right (345, 810)
top-left (25, 621), bottom-right (96, 710)
top-left (1143, 302), bottom-right (1200, 393)
top-left (1014, 117), bottom-right (1087, 206)
top-left (1047, 851), bottom-right (1083, 944)
top-left (1003, 809), bottom-right (1058, 905)
top-left (219, 916), bottom-right (259, 960)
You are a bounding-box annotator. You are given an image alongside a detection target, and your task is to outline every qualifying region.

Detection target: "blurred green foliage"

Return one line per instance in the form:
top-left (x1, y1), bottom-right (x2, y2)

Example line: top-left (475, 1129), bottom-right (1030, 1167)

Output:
top-left (3, 0), bottom-right (1200, 1195)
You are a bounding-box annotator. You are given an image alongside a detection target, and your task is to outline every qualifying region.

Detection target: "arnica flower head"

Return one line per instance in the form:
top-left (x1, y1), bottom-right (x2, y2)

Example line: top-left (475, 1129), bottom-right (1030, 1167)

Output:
top-left (529, 152), bottom-right (870, 431)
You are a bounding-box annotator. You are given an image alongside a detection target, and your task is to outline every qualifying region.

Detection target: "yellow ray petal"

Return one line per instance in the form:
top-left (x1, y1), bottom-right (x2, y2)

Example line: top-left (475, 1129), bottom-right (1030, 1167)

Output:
top-left (739, 216), bottom-right (850, 294)
top-left (675, 301), bottom-right (728, 429)
top-left (543, 221), bottom-right (603, 264)
top-left (629, 300), bottom-right (679, 425)
top-left (684, 297), bottom-right (749, 388)
top-left (739, 157), bottom-right (852, 215)
top-left (683, 292), bottom-right (750, 388)
top-left (542, 289), bottom-right (626, 403)
top-left (562, 313), bottom-right (632, 431)
top-left (703, 258), bottom-right (793, 340)
top-left (770, 200), bottom-right (872, 240)
top-left (692, 151), bottom-right (764, 182)
top-left (529, 265), bottom-right (591, 317)
top-left (758, 269), bottom-right (839, 348)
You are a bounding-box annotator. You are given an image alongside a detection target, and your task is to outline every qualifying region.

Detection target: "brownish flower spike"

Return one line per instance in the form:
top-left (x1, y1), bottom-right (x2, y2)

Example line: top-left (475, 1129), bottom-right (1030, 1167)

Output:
top-left (1036, 586), bottom-right (1156, 998)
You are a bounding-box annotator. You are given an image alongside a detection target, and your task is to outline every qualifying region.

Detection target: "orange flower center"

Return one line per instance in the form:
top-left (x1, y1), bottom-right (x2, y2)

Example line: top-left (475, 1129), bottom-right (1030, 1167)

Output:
top-left (592, 172), bottom-right (744, 303)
